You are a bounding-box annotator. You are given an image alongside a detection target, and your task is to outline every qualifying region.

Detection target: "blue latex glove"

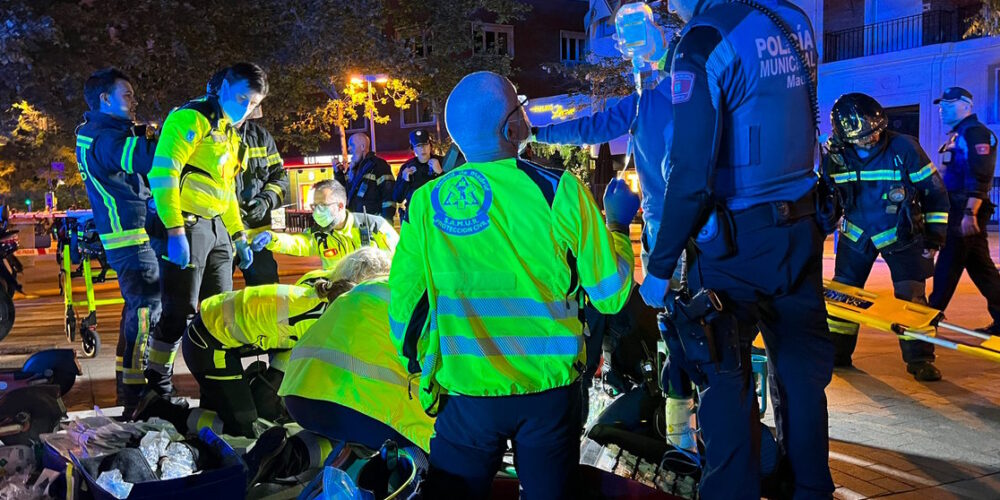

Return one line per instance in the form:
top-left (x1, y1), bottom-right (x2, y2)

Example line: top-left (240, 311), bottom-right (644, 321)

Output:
top-left (639, 274), bottom-right (670, 308)
top-left (251, 231), bottom-right (273, 252)
top-left (165, 232), bottom-right (190, 268)
top-left (235, 237), bottom-right (254, 270)
top-left (603, 178), bottom-right (641, 229)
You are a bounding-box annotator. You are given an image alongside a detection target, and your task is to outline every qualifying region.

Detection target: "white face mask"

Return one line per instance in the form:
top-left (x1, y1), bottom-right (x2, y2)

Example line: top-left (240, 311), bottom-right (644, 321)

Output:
top-left (312, 205), bottom-right (345, 229)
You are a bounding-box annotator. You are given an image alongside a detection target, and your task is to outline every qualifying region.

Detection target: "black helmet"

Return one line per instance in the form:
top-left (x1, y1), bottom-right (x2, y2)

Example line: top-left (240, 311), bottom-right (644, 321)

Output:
top-left (831, 93), bottom-right (887, 145)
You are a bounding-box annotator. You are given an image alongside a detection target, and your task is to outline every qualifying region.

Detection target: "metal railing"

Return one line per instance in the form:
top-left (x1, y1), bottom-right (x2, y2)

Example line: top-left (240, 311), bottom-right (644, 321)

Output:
top-left (824, 7), bottom-right (981, 63)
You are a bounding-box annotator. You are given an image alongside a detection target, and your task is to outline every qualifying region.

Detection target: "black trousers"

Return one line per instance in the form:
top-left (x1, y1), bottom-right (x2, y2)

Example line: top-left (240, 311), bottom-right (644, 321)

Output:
top-left (929, 229), bottom-right (1000, 326)
top-left (832, 237), bottom-right (936, 363)
top-left (146, 215), bottom-right (233, 393)
top-left (687, 216), bottom-right (835, 499)
top-left (106, 243), bottom-right (161, 406)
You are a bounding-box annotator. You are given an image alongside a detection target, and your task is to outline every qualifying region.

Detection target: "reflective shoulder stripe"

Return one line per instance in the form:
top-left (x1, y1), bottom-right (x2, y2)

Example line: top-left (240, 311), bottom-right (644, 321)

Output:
top-left (221, 296), bottom-right (252, 344)
top-left (377, 174), bottom-right (393, 185)
top-left (908, 163), bottom-right (936, 183)
top-left (289, 346), bottom-right (408, 386)
top-left (437, 296), bottom-right (576, 321)
top-left (266, 153), bottom-right (282, 166)
top-left (248, 146), bottom-right (269, 159)
top-left (276, 285), bottom-right (292, 326)
top-left (925, 212), bottom-right (949, 224)
top-left (586, 255), bottom-right (632, 302)
top-left (122, 137), bottom-right (138, 174)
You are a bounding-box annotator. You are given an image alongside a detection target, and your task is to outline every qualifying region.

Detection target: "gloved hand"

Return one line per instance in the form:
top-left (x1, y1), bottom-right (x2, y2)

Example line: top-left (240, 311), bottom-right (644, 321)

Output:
top-left (244, 196), bottom-right (270, 225)
top-left (251, 231), bottom-right (273, 252)
top-left (603, 178), bottom-right (640, 230)
top-left (165, 230), bottom-right (190, 268)
top-left (639, 274), bottom-right (670, 308)
top-left (235, 237), bottom-right (254, 270)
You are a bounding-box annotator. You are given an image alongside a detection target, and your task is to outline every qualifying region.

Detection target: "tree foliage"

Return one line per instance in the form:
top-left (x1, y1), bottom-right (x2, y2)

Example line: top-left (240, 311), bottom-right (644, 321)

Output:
top-left (0, 0), bottom-right (527, 208)
top-left (965, 0), bottom-right (1000, 38)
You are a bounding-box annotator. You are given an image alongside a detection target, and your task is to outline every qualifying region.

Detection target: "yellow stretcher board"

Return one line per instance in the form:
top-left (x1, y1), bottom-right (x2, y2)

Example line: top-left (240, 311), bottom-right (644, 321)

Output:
top-left (823, 279), bottom-right (1000, 364)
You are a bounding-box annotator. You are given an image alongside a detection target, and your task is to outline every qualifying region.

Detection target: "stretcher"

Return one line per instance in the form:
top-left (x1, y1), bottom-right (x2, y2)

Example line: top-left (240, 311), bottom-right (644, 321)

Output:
top-left (55, 211), bottom-right (119, 358)
top-left (823, 279), bottom-right (1000, 363)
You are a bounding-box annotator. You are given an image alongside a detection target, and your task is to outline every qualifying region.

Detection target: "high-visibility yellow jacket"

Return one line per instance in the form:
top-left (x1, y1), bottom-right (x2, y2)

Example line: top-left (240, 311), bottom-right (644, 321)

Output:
top-left (148, 96), bottom-right (245, 235)
top-left (388, 158), bottom-right (634, 414)
top-left (267, 212), bottom-right (398, 269)
top-left (278, 277), bottom-right (434, 451)
top-left (199, 284), bottom-right (329, 360)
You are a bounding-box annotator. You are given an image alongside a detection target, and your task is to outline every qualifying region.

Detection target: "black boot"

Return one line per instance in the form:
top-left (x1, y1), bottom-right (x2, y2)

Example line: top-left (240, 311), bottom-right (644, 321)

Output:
top-left (906, 361), bottom-right (942, 382)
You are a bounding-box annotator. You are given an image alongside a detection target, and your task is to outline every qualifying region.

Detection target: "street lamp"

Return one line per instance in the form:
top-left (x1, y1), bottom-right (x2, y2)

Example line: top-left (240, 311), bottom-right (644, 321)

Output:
top-left (350, 73), bottom-right (389, 153)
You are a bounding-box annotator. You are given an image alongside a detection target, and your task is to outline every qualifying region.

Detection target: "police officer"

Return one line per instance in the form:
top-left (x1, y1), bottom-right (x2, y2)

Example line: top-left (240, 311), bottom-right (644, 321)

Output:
top-left (144, 63), bottom-right (266, 395)
top-left (76, 68), bottom-right (160, 413)
top-left (206, 68), bottom-right (290, 287)
top-left (929, 87), bottom-right (1000, 334)
top-left (826, 93), bottom-right (950, 381)
top-left (638, 0), bottom-right (833, 497)
top-left (336, 133), bottom-right (396, 223)
top-left (251, 180), bottom-right (398, 269)
top-left (393, 129), bottom-right (443, 221)
top-left (389, 71), bottom-right (638, 499)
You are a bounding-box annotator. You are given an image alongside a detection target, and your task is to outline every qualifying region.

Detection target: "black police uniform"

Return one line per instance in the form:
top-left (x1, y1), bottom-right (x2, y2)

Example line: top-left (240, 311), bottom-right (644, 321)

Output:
top-left (335, 152), bottom-right (396, 223)
top-left (235, 120), bottom-right (289, 285)
top-left (828, 131), bottom-right (950, 367)
top-left (645, 1), bottom-right (833, 496)
top-left (930, 113), bottom-right (1000, 330)
top-left (75, 111), bottom-right (160, 408)
top-left (392, 156), bottom-right (442, 221)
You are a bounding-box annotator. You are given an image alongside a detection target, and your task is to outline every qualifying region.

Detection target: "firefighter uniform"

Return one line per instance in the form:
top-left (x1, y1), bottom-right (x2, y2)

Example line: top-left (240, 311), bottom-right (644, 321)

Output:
top-left (929, 113), bottom-right (1000, 329)
top-left (828, 131), bottom-right (950, 367)
top-left (390, 156), bottom-right (634, 498)
top-left (279, 277), bottom-right (434, 453)
top-left (336, 152), bottom-right (396, 222)
top-left (263, 212), bottom-right (398, 269)
top-left (236, 119), bottom-right (289, 285)
top-left (180, 283), bottom-right (330, 437)
top-left (75, 111), bottom-right (160, 407)
top-left (644, 1), bottom-right (834, 496)
top-left (146, 95), bottom-right (247, 394)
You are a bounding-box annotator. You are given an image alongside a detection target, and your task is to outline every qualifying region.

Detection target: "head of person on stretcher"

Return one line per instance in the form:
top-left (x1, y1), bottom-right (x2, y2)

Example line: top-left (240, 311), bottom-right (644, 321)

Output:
top-left (312, 246), bottom-right (392, 302)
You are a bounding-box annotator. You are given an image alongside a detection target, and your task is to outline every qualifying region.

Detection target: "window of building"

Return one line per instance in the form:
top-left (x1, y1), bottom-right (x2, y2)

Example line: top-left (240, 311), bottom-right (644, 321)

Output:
top-left (401, 99), bottom-right (436, 127)
top-left (400, 29), bottom-right (433, 58)
top-left (346, 110), bottom-right (368, 132)
top-left (884, 104), bottom-right (920, 137)
top-left (473, 23), bottom-right (514, 57)
top-left (560, 31), bottom-right (587, 64)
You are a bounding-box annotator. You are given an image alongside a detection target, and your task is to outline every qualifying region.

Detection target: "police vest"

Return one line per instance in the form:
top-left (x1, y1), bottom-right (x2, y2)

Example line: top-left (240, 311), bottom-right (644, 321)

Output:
top-left (278, 278), bottom-right (435, 451)
top-left (940, 114), bottom-right (999, 201)
top-left (685, 1), bottom-right (818, 209)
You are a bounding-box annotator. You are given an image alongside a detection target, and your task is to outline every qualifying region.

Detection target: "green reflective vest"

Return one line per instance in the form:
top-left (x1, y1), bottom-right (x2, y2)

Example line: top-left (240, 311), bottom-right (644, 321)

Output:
top-left (278, 277), bottom-right (434, 451)
top-left (199, 284), bottom-right (327, 350)
top-left (267, 212), bottom-right (399, 269)
top-left (388, 158), bottom-right (634, 414)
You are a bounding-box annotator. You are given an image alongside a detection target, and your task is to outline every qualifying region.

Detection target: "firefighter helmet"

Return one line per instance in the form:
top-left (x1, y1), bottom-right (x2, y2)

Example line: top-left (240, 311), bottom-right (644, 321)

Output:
top-left (831, 93), bottom-right (888, 145)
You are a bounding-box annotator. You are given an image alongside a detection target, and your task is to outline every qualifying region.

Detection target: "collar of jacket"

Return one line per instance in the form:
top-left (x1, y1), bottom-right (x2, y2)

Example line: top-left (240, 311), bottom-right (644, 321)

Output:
top-left (81, 111), bottom-right (135, 132)
top-left (949, 113), bottom-right (980, 134)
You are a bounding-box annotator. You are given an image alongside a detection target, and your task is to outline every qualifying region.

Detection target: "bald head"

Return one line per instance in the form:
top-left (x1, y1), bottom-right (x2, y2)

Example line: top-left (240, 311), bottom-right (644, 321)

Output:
top-left (348, 133), bottom-right (371, 166)
top-left (445, 71), bottom-right (530, 163)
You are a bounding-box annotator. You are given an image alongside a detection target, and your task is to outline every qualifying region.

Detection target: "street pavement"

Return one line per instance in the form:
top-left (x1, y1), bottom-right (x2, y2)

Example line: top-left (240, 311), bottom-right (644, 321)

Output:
top-left (4, 232), bottom-right (1000, 498)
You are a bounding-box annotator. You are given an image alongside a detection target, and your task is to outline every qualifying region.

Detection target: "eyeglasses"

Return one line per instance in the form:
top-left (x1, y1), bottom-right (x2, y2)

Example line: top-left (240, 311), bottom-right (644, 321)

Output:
top-left (310, 202), bottom-right (339, 211)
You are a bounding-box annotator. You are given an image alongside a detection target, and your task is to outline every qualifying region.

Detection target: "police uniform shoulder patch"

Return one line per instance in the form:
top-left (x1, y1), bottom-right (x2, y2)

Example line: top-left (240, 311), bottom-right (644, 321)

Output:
top-left (323, 248), bottom-right (339, 258)
top-left (430, 170), bottom-right (493, 236)
top-left (672, 72), bottom-right (695, 104)
top-left (975, 143), bottom-right (991, 155)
